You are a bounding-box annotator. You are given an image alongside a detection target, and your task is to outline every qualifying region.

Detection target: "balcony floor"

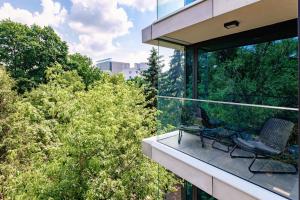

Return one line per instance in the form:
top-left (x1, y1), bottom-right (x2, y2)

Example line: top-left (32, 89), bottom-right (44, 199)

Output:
top-left (158, 131), bottom-right (298, 200)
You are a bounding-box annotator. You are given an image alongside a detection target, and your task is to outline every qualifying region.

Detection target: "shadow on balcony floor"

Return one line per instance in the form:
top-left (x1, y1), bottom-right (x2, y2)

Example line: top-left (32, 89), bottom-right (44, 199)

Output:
top-left (158, 131), bottom-right (299, 200)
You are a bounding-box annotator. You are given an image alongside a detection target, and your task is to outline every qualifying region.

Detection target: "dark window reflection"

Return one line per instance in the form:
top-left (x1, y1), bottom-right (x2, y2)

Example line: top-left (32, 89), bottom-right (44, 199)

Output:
top-left (197, 37), bottom-right (298, 108)
top-left (186, 48), bottom-right (194, 98)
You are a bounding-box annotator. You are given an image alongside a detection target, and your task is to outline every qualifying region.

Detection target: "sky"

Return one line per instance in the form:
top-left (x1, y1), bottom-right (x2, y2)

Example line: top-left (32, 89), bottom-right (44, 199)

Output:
top-left (0, 0), bottom-right (159, 67)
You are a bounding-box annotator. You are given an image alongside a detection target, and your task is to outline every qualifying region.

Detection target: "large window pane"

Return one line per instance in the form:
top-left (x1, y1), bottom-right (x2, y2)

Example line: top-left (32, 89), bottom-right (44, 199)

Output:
top-left (157, 0), bottom-right (184, 19)
top-left (197, 37), bottom-right (298, 108)
top-left (158, 41), bottom-right (185, 98)
top-left (186, 47), bottom-right (194, 98)
top-left (157, 0), bottom-right (198, 19)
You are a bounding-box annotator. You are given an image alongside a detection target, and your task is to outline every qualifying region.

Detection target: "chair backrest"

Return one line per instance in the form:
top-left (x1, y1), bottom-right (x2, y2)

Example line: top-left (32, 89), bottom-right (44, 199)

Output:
top-left (194, 107), bottom-right (211, 126)
top-left (259, 118), bottom-right (294, 152)
top-left (181, 105), bottom-right (210, 126)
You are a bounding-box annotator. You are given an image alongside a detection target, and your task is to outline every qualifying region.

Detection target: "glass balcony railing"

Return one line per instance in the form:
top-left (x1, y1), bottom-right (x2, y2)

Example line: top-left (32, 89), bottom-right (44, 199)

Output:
top-left (157, 0), bottom-right (198, 19)
top-left (155, 31), bottom-right (298, 200)
top-left (157, 96), bottom-right (299, 200)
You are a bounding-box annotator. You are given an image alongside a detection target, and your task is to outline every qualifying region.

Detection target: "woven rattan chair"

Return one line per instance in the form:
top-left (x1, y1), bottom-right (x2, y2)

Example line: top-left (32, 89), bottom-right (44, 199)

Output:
top-left (230, 118), bottom-right (297, 174)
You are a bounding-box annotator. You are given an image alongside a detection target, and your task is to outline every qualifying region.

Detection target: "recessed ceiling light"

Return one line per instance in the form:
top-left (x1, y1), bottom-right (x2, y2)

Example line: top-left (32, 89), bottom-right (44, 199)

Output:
top-left (224, 20), bottom-right (240, 29)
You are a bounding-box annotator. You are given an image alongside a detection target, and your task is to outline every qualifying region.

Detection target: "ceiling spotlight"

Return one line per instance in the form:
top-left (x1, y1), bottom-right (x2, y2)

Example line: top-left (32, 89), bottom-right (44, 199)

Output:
top-left (224, 20), bottom-right (240, 29)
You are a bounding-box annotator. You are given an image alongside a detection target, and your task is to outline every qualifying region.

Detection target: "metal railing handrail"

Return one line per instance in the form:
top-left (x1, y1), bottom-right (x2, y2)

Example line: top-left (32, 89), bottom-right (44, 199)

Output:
top-left (156, 95), bottom-right (299, 111)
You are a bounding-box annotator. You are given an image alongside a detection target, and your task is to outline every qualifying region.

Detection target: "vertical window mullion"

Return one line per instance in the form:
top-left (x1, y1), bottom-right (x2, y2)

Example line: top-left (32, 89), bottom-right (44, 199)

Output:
top-left (193, 47), bottom-right (198, 99)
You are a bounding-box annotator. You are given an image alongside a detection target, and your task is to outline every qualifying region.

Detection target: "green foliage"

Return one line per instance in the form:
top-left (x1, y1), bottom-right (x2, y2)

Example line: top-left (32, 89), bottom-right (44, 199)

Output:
top-left (142, 47), bottom-right (164, 108)
top-left (0, 20), bottom-right (68, 93)
top-left (159, 50), bottom-right (184, 97)
top-left (205, 39), bottom-right (298, 107)
top-left (157, 50), bottom-right (185, 132)
top-left (200, 38), bottom-right (298, 131)
top-left (0, 66), bottom-right (177, 199)
top-left (67, 53), bottom-right (102, 88)
top-left (127, 76), bottom-right (145, 88)
top-left (0, 66), bottom-right (17, 118)
top-left (157, 38), bottom-right (298, 145)
top-left (0, 66), bottom-right (17, 173)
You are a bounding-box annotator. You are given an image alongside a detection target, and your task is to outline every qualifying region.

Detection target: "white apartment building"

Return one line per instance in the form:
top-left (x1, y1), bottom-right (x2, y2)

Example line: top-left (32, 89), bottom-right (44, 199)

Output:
top-left (96, 59), bottom-right (149, 80)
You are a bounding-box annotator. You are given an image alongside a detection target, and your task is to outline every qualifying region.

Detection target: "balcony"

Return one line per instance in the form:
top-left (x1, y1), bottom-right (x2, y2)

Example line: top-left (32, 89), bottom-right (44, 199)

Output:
top-left (142, 35), bottom-right (299, 200)
top-left (155, 96), bottom-right (298, 200)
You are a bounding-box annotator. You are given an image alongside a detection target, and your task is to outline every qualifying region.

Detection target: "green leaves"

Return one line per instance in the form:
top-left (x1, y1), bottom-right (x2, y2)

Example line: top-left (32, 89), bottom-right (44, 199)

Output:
top-left (67, 53), bottom-right (102, 89)
top-left (0, 66), bottom-right (177, 199)
top-left (0, 20), bottom-right (68, 93)
top-left (0, 22), bottom-right (178, 199)
top-left (142, 47), bottom-right (164, 108)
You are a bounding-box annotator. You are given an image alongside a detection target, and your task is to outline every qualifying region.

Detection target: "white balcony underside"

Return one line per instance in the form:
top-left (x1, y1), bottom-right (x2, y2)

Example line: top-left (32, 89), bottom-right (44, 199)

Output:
top-left (142, 0), bottom-right (298, 47)
top-left (142, 131), bottom-right (298, 200)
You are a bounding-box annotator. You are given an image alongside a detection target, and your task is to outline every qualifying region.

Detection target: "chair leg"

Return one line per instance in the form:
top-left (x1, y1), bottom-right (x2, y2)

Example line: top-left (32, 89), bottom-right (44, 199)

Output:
top-left (230, 144), bottom-right (255, 158)
top-left (200, 133), bottom-right (205, 148)
top-left (212, 139), bottom-right (230, 153)
top-left (248, 156), bottom-right (298, 174)
top-left (178, 130), bottom-right (182, 144)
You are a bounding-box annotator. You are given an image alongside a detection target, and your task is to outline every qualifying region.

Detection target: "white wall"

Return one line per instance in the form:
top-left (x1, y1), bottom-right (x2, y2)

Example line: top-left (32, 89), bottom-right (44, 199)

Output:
top-left (96, 60), bottom-right (149, 80)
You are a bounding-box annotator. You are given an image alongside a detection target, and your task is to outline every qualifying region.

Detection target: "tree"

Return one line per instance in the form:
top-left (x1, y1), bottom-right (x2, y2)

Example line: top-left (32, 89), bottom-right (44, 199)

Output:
top-left (142, 47), bottom-right (164, 108)
top-left (156, 50), bottom-right (185, 133)
top-left (0, 20), bottom-right (68, 93)
top-left (0, 66), bottom-right (16, 119)
top-left (127, 76), bottom-right (145, 88)
top-left (159, 50), bottom-right (184, 97)
top-left (0, 66), bottom-right (177, 199)
top-left (198, 38), bottom-right (298, 132)
top-left (0, 67), bottom-right (17, 188)
top-left (67, 53), bottom-right (102, 89)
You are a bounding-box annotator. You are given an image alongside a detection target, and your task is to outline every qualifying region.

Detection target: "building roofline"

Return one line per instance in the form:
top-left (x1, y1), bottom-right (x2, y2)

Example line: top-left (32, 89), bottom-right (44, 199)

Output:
top-left (96, 58), bottom-right (112, 63)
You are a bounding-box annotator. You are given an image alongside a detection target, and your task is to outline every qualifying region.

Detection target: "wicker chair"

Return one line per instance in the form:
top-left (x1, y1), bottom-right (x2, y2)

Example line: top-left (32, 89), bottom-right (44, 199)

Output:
top-left (230, 118), bottom-right (297, 174)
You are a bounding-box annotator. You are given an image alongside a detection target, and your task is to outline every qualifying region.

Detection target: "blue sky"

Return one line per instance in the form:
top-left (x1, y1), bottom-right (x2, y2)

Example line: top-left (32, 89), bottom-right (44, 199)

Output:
top-left (0, 0), bottom-right (157, 66)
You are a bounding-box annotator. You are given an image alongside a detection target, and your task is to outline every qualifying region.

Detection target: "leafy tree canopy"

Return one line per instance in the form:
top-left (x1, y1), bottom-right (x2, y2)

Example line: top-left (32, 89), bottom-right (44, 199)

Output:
top-left (0, 65), bottom-right (177, 199)
top-left (0, 20), bottom-right (68, 93)
top-left (67, 53), bottom-right (102, 89)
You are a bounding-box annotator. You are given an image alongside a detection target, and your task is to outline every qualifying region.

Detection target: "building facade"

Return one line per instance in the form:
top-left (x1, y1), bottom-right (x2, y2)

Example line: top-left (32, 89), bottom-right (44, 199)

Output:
top-left (142, 1), bottom-right (299, 200)
top-left (96, 59), bottom-right (148, 80)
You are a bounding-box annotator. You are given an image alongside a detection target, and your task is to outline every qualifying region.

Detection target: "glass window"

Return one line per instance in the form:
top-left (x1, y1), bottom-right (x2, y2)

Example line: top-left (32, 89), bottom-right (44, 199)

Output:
top-left (157, 0), bottom-right (184, 19)
top-left (184, 0), bottom-right (196, 6)
top-left (157, 42), bottom-right (185, 98)
top-left (156, 21), bottom-right (298, 200)
top-left (197, 37), bottom-right (298, 108)
top-left (157, 0), bottom-right (198, 19)
top-left (186, 47), bottom-right (194, 98)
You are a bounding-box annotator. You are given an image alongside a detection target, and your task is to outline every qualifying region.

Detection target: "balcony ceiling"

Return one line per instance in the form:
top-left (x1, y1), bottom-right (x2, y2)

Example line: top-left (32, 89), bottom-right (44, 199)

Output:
top-left (142, 0), bottom-right (298, 47)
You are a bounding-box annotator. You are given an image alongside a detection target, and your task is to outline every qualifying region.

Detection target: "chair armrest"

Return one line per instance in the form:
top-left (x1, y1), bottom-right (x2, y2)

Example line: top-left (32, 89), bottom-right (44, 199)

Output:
top-left (209, 119), bottom-right (224, 127)
top-left (238, 131), bottom-right (258, 141)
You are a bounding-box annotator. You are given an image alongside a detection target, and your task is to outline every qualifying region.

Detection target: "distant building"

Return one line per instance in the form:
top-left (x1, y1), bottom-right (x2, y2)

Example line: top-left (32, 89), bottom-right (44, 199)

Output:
top-left (96, 58), bottom-right (130, 74)
top-left (95, 59), bottom-right (149, 80)
top-left (135, 62), bottom-right (149, 72)
top-left (123, 63), bottom-right (149, 80)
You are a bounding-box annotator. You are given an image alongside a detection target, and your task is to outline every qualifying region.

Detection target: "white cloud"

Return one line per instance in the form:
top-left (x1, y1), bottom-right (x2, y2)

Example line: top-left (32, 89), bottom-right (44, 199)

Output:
top-left (0, 0), bottom-right (152, 64)
top-left (0, 0), bottom-right (67, 27)
top-left (118, 50), bottom-right (150, 67)
top-left (69, 34), bottom-right (116, 59)
top-left (117, 0), bottom-right (156, 12)
top-left (69, 0), bottom-right (133, 37)
top-left (68, 0), bottom-right (133, 59)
